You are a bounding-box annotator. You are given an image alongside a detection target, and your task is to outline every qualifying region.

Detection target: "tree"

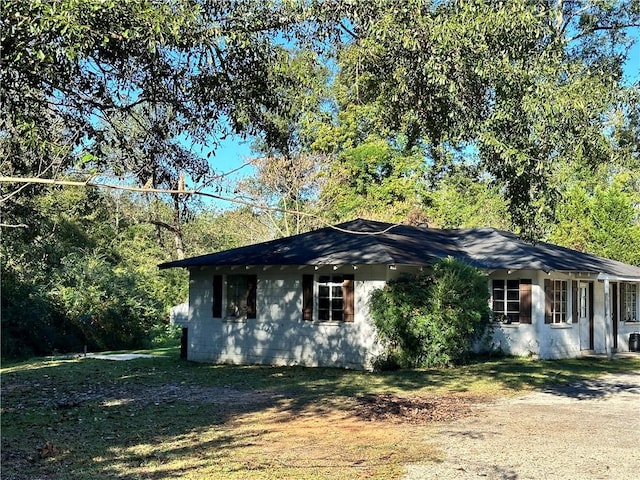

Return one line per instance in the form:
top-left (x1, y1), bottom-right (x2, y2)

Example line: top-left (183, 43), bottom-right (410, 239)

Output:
top-left (1, 0), bottom-right (321, 229)
top-left (317, 0), bottom-right (640, 236)
top-left (317, 138), bottom-right (428, 222)
top-left (231, 48), bottom-right (330, 237)
top-left (548, 172), bottom-right (640, 265)
top-left (423, 164), bottom-right (510, 229)
top-left (0, 185), bottom-right (188, 358)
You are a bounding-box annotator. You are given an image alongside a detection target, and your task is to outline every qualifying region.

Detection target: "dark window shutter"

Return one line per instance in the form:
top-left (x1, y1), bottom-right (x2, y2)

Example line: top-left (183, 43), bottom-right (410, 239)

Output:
top-left (571, 281), bottom-right (578, 324)
top-left (343, 274), bottom-right (355, 322)
top-left (212, 275), bottom-right (223, 318)
top-left (544, 279), bottom-right (552, 324)
top-left (246, 274), bottom-right (257, 319)
top-left (302, 274), bottom-right (313, 321)
top-left (612, 283), bottom-right (618, 323)
top-left (519, 279), bottom-right (532, 324)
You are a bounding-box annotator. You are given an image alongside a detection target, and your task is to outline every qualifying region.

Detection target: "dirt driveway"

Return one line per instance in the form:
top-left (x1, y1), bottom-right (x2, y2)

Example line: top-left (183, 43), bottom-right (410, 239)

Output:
top-left (405, 371), bottom-right (640, 479)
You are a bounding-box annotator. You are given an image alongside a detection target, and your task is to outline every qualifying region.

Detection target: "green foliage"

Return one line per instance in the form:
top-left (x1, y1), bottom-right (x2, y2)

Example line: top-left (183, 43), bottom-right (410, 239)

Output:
top-left (321, 0), bottom-right (640, 236)
top-left (318, 138), bottom-right (427, 222)
top-left (1, 187), bottom-right (187, 359)
top-left (548, 173), bottom-right (640, 265)
top-left (370, 258), bottom-right (491, 369)
top-left (50, 252), bottom-right (164, 351)
top-left (423, 165), bottom-right (510, 229)
top-left (0, 267), bottom-right (79, 359)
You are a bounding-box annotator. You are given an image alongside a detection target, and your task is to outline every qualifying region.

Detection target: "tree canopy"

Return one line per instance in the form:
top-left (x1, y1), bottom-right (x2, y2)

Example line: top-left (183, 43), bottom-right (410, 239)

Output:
top-left (1, 0), bottom-right (639, 359)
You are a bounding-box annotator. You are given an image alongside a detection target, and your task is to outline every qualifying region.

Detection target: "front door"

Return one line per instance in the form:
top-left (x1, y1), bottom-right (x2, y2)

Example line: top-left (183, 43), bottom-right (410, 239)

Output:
top-left (578, 282), bottom-right (593, 351)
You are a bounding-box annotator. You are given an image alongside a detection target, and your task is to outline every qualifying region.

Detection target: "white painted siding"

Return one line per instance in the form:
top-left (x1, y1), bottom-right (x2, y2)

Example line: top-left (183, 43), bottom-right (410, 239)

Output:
top-left (185, 264), bottom-right (640, 367)
top-left (185, 265), bottom-right (387, 369)
top-left (485, 272), bottom-right (640, 359)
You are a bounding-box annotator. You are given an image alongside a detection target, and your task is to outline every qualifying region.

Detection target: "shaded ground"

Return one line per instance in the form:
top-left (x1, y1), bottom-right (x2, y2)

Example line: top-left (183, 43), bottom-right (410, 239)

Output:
top-left (405, 371), bottom-right (640, 479)
top-left (2, 356), bottom-right (639, 479)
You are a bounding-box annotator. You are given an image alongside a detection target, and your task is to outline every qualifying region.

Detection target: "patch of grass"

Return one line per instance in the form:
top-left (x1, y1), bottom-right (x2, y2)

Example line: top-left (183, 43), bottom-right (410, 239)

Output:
top-left (2, 351), bottom-right (638, 479)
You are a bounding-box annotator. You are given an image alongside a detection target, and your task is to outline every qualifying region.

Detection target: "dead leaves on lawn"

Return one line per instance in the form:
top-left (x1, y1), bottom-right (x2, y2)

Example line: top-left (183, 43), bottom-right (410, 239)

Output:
top-left (353, 393), bottom-right (483, 424)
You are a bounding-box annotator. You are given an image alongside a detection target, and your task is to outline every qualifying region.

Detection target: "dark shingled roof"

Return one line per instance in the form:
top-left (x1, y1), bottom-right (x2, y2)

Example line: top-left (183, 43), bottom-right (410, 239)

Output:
top-left (158, 218), bottom-right (640, 279)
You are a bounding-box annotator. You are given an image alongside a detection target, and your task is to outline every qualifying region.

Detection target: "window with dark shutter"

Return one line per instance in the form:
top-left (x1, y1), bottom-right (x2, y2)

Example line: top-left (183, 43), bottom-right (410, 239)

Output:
top-left (492, 279), bottom-right (531, 324)
top-left (545, 279), bottom-right (568, 324)
top-left (226, 274), bottom-right (257, 319)
top-left (343, 275), bottom-right (355, 322)
top-left (246, 274), bottom-right (257, 319)
top-left (519, 280), bottom-right (532, 324)
top-left (303, 274), bottom-right (356, 322)
top-left (213, 275), bottom-right (223, 318)
top-left (302, 274), bottom-right (313, 321)
top-left (544, 279), bottom-right (552, 324)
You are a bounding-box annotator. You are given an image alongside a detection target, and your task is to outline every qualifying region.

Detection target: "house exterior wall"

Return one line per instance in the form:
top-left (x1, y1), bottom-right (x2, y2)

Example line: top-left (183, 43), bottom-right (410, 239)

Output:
top-left (613, 281), bottom-right (640, 351)
top-left (185, 265), bottom-right (388, 369)
top-left (183, 264), bottom-right (640, 368)
top-left (487, 272), bottom-right (640, 359)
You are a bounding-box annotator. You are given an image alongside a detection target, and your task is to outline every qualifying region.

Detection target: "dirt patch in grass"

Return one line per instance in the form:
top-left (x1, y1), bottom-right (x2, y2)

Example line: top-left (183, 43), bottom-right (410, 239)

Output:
top-left (353, 393), bottom-right (484, 424)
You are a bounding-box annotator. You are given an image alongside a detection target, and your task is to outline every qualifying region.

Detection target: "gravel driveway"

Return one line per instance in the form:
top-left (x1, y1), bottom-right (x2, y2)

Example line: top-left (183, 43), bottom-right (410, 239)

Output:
top-left (405, 371), bottom-right (640, 480)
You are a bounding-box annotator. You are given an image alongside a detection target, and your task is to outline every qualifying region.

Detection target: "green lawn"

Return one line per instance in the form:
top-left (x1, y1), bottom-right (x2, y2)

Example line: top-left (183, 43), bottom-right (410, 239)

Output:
top-left (2, 349), bottom-right (639, 479)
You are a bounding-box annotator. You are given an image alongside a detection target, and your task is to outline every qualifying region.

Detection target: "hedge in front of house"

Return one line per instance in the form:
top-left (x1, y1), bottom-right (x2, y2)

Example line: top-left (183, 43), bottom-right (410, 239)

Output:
top-left (370, 257), bottom-right (490, 369)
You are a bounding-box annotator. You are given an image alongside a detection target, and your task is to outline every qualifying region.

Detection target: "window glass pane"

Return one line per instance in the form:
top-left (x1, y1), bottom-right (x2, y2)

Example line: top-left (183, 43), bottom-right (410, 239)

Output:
top-left (494, 290), bottom-right (505, 300)
top-left (227, 275), bottom-right (248, 317)
top-left (507, 302), bottom-right (519, 312)
top-left (622, 283), bottom-right (638, 321)
top-left (316, 275), bottom-right (350, 322)
top-left (507, 290), bottom-right (519, 301)
top-left (549, 280), bottom-right (568, 323)
top-left (507, 280), bottom-right (519, 290)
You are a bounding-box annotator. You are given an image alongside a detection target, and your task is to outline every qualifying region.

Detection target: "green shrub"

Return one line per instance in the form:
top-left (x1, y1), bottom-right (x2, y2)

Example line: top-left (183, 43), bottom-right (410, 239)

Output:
top-left (370, 257), bottom-right (490, 368)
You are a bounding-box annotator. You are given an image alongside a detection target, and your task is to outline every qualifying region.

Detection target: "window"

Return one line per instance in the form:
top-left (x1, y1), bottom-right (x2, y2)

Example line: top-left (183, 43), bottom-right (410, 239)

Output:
top-left (212, 274), bottom-right (256, 319)
top-left (491, 279), bottom-right (531, 324)
top-left (302, 274), bottom-right (354, 322)
top-left (545, 279), bottom-right (568, 324)
top-left (318, 275), bottom-right (345, 321)
top-left (620, 282), bottom-right (638, 322)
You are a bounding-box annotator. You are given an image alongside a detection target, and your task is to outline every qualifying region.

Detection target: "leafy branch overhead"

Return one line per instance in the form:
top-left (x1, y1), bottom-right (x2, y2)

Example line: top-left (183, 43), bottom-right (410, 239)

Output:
top-left (1, 0), bottom-right (639, 360)
top-left (322, 0), bottom-right (640, 236)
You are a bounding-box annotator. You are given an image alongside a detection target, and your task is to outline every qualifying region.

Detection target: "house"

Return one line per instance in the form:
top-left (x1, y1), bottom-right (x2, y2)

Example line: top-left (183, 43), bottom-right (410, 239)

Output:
top-left (159, 219), bottom-right (640, 368)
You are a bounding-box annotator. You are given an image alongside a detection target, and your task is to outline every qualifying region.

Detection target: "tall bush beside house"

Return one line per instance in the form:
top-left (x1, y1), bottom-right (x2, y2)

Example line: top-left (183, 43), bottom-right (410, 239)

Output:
top-left (370, 258), bottom-right (490, 369)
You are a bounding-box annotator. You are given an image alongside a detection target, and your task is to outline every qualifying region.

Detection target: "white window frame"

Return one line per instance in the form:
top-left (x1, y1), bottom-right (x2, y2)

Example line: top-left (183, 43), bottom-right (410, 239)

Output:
top-left (620, 282), bottom-right (639, 323)
top-left (492, 279), bottom-right (521, 323)
top-left (550, 279), bottom-right (568, 324)
top-left (316, 275), bottom-right (345, 322)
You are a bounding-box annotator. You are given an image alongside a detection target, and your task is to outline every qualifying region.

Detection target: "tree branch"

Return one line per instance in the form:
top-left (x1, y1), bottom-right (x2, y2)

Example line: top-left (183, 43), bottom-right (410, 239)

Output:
top-left (0, 176), bottom-right (402, 235)
top-left (568, 23), bottom-right (640, 43)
